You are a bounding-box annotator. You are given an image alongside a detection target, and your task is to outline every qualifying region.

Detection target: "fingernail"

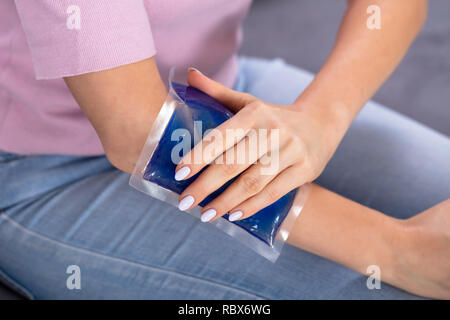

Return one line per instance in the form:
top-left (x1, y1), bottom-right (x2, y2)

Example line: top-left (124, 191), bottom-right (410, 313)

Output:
top-left (229, 211), bottom-right (243, 221)
top-left (178, 195), bottom-right (195, 211)
top-left (175, 166), bottom-right (190, 181)
top-left (187, 67), bottom-right (202, 75)
top-left (201, 209), bottom-right (216, 222)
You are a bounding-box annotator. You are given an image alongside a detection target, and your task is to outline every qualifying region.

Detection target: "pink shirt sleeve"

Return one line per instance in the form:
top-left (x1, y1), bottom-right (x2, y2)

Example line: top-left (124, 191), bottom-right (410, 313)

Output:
top-left (14, 0), bottom-right (156, 79)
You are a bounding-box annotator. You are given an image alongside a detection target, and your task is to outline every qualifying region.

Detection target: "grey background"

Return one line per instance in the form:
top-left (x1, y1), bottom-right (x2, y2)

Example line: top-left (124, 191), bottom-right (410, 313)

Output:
top-left (1, 0), bottom-right (449, 300)
top-left (240, 0), bottom-right (450, 136)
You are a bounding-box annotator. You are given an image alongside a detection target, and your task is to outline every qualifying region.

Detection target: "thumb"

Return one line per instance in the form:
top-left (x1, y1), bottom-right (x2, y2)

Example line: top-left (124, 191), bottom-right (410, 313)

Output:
top-left (187, 67), bottom-right (255, 112)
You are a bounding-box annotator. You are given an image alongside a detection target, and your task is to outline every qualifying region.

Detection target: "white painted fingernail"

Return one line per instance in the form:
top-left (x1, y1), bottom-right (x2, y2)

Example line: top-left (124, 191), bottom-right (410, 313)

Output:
top-left (187, 67), bottom-right (203, 75)
top-left (178, 195), bottom-right (195, 211)
top-left (201, 209), bottom-right (216, 222)
top-left (175, 166), bottom-right (191, 181)
top-left (229, 211), bottom-right (243, 221)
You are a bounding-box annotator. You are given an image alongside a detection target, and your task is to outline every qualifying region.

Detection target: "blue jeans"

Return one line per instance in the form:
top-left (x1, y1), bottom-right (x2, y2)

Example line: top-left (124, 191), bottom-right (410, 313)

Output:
top-left (1, 56), bottom-right (449, 299)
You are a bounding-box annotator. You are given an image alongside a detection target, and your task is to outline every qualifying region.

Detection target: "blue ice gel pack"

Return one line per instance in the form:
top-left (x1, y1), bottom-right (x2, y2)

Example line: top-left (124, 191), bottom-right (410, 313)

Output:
top-left (142, 82), bottom-right (298, 247)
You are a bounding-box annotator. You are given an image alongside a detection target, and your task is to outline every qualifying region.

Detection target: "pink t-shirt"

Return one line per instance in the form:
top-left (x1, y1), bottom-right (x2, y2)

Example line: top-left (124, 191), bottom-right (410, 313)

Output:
top-left (0, 0), bottom-right (252, 155)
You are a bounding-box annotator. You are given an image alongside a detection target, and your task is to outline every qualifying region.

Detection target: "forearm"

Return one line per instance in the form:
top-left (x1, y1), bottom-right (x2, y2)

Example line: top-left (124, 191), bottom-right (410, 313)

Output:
top-left (64, 57), bottom-right (167, 173)
top-left (287, 184), bottom-right (404, 281)
top-left (293, 0), bottom-right (427, 147)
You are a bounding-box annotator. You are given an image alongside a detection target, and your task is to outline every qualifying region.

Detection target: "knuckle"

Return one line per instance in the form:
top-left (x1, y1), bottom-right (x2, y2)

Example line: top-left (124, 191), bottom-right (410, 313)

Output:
top-left (188, 182), bottom-right (208, 199)
top-left (285, 133), bottom-right (303, 148)
top-left (293, 159), bottom-right (318, 181)
top-left (241, 92), bottom-right (255, 103)
top-left (264, 187), bottom-right (280, 203)
top-left (270, 118), bottom-right (284, 130)
top-left (221, 162), bottom-right (240, 176)
top-left (240, 174), bottom-right (263, 194)
top-left (303, 157), bottom-right (320, 177)
top-left (303, 158), bottom-right (314, 172)
top-left (267, 111), bottom-right (284, 128)
top-left (289, 139), bottom-right (307, 160)
top-left (245, 100), bottom-right (265, 114)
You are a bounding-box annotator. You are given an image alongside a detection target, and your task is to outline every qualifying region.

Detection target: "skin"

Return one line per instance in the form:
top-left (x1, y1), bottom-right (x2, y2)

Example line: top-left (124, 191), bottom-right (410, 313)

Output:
top-left (64, 56), bottom-right (168, 172)
top-left (63, 0), bottom-right (450, 298)
top-left (288, 185), bottom-right (450, 299)
top-left (176, 0), bottom-right (429, 221)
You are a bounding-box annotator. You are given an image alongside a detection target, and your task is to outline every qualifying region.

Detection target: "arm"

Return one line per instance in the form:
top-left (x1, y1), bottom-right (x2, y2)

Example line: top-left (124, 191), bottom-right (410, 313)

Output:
top-left (172, 0), bottom-right (428, 223)
top-left (64, 57), bottom-right (167, 173)
top-left (294, 0), bottom-right (428, 147)
top-left (287, 184), bottom-right (401, 280)
top-left (288, 184), bottom-right (450, 299)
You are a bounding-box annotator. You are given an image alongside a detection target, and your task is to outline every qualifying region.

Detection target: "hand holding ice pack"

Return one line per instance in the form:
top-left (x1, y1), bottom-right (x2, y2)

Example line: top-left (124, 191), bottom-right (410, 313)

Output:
top-left (130, 69), bottom-right (310, 261)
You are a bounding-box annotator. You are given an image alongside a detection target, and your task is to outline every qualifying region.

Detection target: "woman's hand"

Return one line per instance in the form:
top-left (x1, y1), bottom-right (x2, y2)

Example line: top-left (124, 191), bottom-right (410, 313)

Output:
top-left (392, 199), bottom-right (450, 299)
top-left (175, 68), bottom-right (349, 222)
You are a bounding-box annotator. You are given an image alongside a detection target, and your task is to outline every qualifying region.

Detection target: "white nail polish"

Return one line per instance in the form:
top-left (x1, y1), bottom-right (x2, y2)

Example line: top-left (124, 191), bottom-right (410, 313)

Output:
top-left (178, 195), bottom-right (194, 211)
top-left (187, 67), bottom-right (202, 75)
top-left (201, 209), bottom-right (216, 222)
top-left (229, 211), bottom-right (243, 221)
top-left (175, 166), bottom-right (191, 181)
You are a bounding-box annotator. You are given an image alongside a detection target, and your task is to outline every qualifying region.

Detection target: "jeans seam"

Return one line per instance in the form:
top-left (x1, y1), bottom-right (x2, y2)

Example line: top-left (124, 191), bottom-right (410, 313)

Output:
top-left (0, 213), bottom-right (265, 299)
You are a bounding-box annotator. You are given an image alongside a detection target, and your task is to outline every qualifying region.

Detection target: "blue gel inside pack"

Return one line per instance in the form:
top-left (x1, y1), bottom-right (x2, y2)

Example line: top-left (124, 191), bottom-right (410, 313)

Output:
top-left (144, 82), bottom-right (297, 246)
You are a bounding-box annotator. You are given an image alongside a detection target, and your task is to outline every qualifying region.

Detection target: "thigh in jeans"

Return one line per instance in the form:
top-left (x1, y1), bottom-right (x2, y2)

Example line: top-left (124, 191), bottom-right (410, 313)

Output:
top-left (0, 153), bottom-right (418, 299)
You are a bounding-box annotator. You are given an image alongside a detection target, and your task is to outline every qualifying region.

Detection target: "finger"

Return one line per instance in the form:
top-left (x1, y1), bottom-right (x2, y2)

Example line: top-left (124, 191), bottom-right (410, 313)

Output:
top-left (177, 131), bottom-right (271, 215)
top-left (227, 166), bottom-right (308, 221)
top-left (187, 67), bottom-right (255, 112)
top-left (174, 103), bottom-right (259, 181)
top-left (203, 149), bottom-right (297, 222)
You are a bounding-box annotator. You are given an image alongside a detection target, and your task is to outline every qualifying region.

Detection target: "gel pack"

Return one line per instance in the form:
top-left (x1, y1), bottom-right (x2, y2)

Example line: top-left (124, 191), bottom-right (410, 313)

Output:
top-left (130, 69), bottom-right (310, 261)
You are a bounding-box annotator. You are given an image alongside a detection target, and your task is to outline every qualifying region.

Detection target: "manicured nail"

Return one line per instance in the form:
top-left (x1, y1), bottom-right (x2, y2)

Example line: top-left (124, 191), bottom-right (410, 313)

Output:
top-left (229, 211), bottom-right (243, 221)
top-left (178, 195), bottom-right (195, 211)
top-left (187, 67), bottom-right (202, 75)
top-left (175, 166), bottom-right (190, 181)
top-left (201, 209), bottom-right (216, 222)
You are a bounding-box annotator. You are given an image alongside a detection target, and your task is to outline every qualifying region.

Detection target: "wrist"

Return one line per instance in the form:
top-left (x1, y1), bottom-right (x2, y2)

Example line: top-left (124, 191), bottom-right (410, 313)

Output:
top-left (372, 217), bottom-right (411, 288)
top-left (291, 98), bottom-right (352, 156)
top-left (291, 74), bottom-right (361, 144)
top-left (102, 106), bottom-right (159, 174)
